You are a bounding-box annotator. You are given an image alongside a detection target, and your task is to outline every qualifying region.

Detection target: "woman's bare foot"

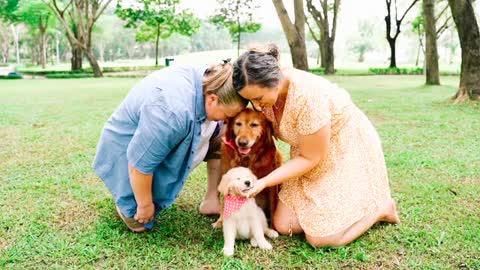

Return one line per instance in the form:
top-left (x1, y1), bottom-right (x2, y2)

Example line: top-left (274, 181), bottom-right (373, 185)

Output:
top-left (379, 198), bottom-right (400, 224)
top-left (199, 198), bottom-right (221, 215)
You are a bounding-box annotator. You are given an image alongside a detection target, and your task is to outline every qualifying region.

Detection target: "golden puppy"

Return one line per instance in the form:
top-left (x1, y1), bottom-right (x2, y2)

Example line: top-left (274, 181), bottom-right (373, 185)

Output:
top-left (218, 167), bottom-right (278, 257)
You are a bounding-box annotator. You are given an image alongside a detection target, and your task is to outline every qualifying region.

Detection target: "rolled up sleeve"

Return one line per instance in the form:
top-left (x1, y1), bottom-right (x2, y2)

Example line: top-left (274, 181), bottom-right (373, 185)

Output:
top-left (127, 104), bottom-right (186, 175)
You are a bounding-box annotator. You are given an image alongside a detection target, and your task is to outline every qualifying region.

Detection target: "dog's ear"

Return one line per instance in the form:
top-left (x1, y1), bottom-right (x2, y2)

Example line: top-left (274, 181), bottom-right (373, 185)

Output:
top-left (218, 173), bottom-right (232, 195)
top-left (263, 118), bottom-right (276, 146)
top-left (225, 116), bottom-right (235, 141)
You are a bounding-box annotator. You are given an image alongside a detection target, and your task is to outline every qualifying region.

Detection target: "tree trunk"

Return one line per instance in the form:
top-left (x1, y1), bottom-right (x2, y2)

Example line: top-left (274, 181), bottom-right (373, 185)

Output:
top-left (448, 0), bottom-right (480, 102)
top-left (424, 0), bottom-right (440, 85)
top-left (40, 31), bottom-right (47, 69)
top-left (10, 25), bottom-right (20, 64)
top-left (155, 26), bottom-right (160, 66)
top-left (84, 49), bottom-right (103, 77)
top-left (291, 37), bottom-right (309, 70)
top-left (388, 38), bottom-right (397, 68)
top-left (237, 17), bottom-right (241, 57)
top-left (71, 45), bottom-right (83, 71)
top-left (55, 31), bottom-right (60, 65)
top-left (324, 38), bottom-right (335, 74)
top-left (272, 0), bottom-right (309, 71)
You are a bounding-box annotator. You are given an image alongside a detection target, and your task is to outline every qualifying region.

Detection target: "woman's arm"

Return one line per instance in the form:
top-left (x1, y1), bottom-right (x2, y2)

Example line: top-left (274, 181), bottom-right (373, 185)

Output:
top-left (129, 162), bottom-right (155, 224)
top-left (247, 122), bottom-right (331, 196)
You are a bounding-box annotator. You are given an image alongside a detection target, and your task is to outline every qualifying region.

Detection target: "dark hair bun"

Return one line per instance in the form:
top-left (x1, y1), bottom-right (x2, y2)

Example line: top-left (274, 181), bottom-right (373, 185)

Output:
top-left (266, 44), bottom-right (280, 61)
top-left (248, 43), bottom-right (280, 61)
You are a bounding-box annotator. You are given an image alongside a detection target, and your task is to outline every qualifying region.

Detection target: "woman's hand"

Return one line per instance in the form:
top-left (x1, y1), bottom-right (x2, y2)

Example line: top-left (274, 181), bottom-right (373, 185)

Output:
top-left (246, 179), bottom-right (267, 198)
top-left (134, 203), bottom-right (155, 224)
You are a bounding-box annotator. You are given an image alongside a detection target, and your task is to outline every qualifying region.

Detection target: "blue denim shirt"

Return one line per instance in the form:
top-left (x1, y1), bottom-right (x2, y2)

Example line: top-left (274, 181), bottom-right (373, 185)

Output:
top-left (93, 65), bottom-right (208, 228)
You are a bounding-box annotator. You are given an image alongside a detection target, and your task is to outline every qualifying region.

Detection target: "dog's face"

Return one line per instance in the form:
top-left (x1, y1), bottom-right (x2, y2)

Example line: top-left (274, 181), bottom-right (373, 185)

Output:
top-left (226, 108), bottom-right (274, 155)
top-left (218, 167), bottom-right (257, 196)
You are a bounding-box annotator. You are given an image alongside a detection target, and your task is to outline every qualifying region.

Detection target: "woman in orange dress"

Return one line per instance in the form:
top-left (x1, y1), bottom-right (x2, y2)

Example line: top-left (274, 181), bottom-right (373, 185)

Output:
top-left (232, 45), bottom-right (400, 247)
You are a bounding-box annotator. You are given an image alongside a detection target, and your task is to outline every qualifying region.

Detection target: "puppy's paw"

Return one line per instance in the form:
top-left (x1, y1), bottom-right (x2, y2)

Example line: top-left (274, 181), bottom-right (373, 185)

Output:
top-left (212, 219), bottom-right (223, 229)
top-left (250, 238), bottom-right (258, 247)
top-left (223, 247), bottom-right (234, 257)
top-left (257, 240), bottom-right (272, 250)
top-left (266, 229), bottom-right (279, 239)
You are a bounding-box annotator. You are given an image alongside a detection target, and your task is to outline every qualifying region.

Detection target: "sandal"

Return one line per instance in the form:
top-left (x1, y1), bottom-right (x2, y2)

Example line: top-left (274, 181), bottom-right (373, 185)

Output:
top-left (115, 205), bottom-right (147, 232)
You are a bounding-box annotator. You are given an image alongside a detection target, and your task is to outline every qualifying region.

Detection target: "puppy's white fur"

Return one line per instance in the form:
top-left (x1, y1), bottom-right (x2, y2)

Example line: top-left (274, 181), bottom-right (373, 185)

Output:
top-left (218, 167), bottom-right (278, 257)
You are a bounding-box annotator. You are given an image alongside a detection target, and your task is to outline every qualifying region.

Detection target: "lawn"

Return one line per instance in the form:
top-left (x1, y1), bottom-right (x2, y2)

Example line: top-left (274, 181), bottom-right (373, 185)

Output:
top-left (0, 75), bottom-right (479, 269)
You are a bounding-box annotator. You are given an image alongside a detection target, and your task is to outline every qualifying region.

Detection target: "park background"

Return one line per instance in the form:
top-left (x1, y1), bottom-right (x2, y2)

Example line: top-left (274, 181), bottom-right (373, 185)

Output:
top-left (1, 0), bottom-right (479, 269)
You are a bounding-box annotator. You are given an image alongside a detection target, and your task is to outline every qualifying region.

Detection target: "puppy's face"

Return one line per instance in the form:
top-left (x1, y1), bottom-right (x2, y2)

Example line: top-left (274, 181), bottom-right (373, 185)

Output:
top-left (218, 167), bottom-right (257, 196)
top-left (231, 109), bottom-right (267, 155)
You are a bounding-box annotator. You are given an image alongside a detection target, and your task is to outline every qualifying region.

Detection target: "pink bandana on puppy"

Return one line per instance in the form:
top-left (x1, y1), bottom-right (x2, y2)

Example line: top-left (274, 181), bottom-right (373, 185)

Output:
top-left (223, 194), bottom-right (248, 219)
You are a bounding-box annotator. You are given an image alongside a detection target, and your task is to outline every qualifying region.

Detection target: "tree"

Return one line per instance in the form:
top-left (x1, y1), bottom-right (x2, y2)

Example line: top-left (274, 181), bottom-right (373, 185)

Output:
top-left (347, 20), bottom-right (374, 63)
top-left (384, 0), bottom-right (420, 68)
top-left (42, 0), bottom-right (113, 77)
top-left (210, 0), bottom-right (261, 57)
top-left (16, 0), bottom-right (54, 69)
top-left (272, 0), bottom-right (309, 71)
top-left (0, 0), bottom-right (21, 64)
top-left (448, 0), bottom-right (480, 102)
top-left (116, 0), bottom-right (200, 66)
top-left (0, 20), bottom-right (10, 63)
top-left (305, 0), bottom-right (340, 74)
top-left (423, 0), bottom-right (440, 85)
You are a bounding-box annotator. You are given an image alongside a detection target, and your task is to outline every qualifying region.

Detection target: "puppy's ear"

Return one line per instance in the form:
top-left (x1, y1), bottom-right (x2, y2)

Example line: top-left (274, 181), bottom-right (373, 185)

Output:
top-left (218, 173), bottom-right (231, 195)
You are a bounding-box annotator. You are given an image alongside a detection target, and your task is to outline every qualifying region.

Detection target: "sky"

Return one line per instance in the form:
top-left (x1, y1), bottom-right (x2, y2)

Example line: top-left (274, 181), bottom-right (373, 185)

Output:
top-left (178, 0), bottom-right (480, 30)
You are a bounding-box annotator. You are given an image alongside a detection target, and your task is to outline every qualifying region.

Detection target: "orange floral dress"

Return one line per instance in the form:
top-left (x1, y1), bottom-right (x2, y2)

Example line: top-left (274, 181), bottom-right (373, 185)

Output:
top-left (263, 69), bottom-right (393, 237)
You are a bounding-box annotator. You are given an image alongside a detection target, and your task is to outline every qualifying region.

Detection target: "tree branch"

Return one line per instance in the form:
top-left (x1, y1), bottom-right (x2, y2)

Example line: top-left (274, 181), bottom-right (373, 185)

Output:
top-left (331, 0), bottom-right (340, 41)
top-left (398, 0), bottom-right (419, 23)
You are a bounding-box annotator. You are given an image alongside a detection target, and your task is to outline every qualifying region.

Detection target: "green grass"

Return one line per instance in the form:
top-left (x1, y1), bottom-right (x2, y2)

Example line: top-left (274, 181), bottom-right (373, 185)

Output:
top-left (0, 76), bottom-right (479, 269)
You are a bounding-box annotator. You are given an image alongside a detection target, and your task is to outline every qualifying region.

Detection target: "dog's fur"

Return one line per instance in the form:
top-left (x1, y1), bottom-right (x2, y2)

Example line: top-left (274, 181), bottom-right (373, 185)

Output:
top-left (218, 167), bottom-right (279, 256)
top-left (218, 108), bottom-right (283, 224)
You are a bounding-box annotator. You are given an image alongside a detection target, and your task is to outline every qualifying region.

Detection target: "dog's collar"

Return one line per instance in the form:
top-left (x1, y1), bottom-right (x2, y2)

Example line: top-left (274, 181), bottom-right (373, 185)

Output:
top-left (223, 194), bottom-right (248, 219)
top-left (222, 136), bottom-right (237, 151)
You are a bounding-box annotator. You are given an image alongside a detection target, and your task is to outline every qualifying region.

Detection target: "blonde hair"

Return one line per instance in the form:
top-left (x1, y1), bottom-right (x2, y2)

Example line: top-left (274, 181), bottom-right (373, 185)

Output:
top-left (203, 61), bottom-right (248, 106)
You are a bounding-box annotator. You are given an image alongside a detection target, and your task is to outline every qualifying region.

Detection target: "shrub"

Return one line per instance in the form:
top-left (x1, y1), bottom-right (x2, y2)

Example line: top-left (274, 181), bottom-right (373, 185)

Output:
top-left (0, 72), bottom-right (23, 79)
top-left (368, 67), bottom-right (424, 75)
top-left (45, 73), bottom-right (94, 79)
top-left (310, 67), bottom-right (325, 75)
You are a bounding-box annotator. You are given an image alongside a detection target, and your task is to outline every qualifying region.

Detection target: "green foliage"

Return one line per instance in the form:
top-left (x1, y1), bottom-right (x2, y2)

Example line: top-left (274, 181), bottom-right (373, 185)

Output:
top-left (210, 0), bottom-right (261, 53)
top-left (309, 67), bottom-right (325, 75)
top-left (0, 0), bottom-right (19, 22)
top-left (115, 0), bottom-right (200, 43)
top-left (368, 67), bottom-right (424, 75)
top-left (45, 73), bottom-right (95, 79)
top-left (14, 0), bottom-right (53, 28)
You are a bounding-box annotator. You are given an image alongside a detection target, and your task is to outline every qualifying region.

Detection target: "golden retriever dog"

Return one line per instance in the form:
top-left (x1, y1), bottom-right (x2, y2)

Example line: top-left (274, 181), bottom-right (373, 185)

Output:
top-left (214, 108), bottom-right (283, 228)
top-left (218, 167), bottom-right (279, 256)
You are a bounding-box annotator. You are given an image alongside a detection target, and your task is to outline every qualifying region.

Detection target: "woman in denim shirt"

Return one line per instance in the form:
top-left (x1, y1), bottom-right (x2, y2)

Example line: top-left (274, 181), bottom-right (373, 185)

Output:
top-left (93, 61), bottom-right (247, 232)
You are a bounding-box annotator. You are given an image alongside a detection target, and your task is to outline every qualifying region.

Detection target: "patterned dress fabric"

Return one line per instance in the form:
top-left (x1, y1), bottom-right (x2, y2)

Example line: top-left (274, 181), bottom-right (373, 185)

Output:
top-left (263, 69), bottom-right (393, 237)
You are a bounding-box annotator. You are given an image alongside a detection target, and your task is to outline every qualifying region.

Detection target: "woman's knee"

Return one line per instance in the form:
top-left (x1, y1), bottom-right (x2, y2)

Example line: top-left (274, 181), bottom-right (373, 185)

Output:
top-left (272, 203), bottom-right (303, 235)
top-left (273, 216), bottom-right (291, 235)
top-left (306, 233), bottom-right (347, 248)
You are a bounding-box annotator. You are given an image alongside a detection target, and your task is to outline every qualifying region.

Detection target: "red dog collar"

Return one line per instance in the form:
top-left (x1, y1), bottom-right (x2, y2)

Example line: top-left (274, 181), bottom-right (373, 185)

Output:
top-left (222, 136), bottom-right (237, 151)
top-left (223, 194), bottom-right (248, 219)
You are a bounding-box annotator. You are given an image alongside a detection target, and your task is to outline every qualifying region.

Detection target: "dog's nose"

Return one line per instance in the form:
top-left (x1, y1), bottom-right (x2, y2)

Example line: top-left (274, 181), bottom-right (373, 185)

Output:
top-left (245, 181), bottom-right (251, 187)
top-left (238, 139), bottom-right (248, 147)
